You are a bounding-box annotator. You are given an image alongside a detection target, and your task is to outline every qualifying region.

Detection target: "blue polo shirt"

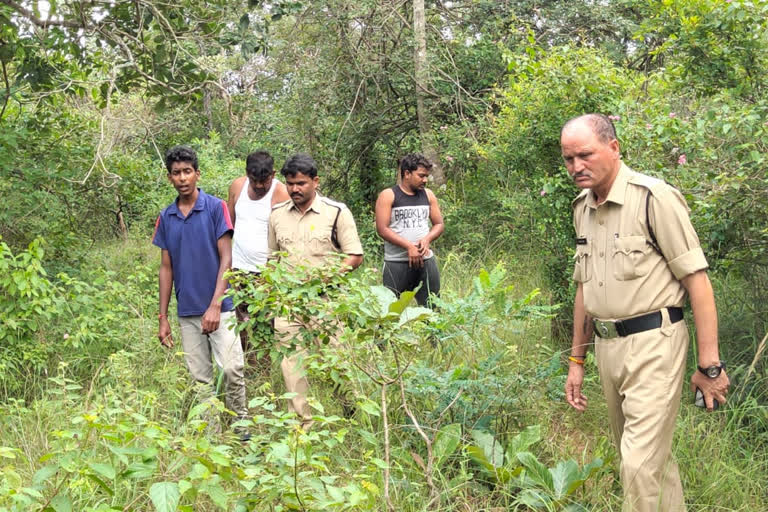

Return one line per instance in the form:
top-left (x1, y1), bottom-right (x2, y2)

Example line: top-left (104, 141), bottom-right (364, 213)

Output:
top-left (152, 189), bottom-right (234, 317)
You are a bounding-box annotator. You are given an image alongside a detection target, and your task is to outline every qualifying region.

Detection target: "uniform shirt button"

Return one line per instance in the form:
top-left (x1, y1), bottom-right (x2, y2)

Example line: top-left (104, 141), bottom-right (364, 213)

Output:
top-left (599, 281), bottom-right (604, 287)
top-left (599, 251), bottom-right (604, 257)
top-left (599, 220), bottom-right (604, 225)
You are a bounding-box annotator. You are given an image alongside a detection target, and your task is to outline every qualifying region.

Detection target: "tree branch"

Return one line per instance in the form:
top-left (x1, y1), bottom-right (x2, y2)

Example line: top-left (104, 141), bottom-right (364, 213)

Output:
top-left (0, 0), bottom-right (84, 28)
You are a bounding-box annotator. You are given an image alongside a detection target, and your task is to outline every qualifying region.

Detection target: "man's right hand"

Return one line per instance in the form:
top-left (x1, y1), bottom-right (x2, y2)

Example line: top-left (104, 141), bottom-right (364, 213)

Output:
top-left (158, 318), bottom-right (174, 348)
top-left (407, 243), bottom-right (424, 268)
top-left (565, 363), bottom-right (588, 411)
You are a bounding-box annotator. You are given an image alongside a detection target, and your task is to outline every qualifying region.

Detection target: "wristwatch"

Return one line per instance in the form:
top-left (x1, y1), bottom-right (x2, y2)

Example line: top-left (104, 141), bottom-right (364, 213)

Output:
top-left (698, 361), bottom-right (726, 378)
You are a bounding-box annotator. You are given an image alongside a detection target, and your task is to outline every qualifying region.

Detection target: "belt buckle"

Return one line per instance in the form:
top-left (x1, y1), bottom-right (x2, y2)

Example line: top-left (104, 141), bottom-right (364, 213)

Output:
top-left (594, 319), bottom-right (619, 339)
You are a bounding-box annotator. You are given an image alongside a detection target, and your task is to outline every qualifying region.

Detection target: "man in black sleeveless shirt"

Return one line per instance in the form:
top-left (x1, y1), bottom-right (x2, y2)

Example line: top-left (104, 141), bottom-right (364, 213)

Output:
top-left (374, 153), bottom-right (444, 307)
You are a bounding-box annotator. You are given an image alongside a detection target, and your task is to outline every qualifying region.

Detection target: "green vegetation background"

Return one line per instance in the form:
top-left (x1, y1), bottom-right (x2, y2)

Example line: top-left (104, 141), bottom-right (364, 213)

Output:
top-left (0, 0), bottom-right (766, 510)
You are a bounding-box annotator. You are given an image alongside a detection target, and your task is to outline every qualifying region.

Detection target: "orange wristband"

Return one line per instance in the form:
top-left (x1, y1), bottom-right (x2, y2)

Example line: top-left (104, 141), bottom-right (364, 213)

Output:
top-left (568, 356), bottom-right (585, 365)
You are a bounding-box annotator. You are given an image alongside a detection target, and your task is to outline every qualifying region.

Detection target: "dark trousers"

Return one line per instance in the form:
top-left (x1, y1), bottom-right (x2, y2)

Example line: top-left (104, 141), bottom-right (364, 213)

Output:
top-left (382, 257), bottom-right (440, 307)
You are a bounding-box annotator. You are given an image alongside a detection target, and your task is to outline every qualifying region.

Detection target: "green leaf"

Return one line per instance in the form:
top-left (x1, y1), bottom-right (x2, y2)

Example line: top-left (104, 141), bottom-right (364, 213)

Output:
top-left (517, 451), bottom-right (553, 490)
top-left (89, 462), bottom-right (116, 480)
top-left (506, 424), bottom-right (542, 459)
top-left (150, 481), bottom-right (181, 512)
top-left (434, 423), bottom-right (461, 468)
top-left (470, 430), bottom-right (504, 467)
top-left (550, 459), bottom-right (580, 499)
top-left (203, 483), bottom-right (229, 509)
top-left (32, 465), bottom-right (58, 485)
top-left (398, 306), bottom-right (432, 327)
top-left (50, 494), bottom-right (73, 512)
top-left (357, 398), bottom-right (381, 417)
top-left (388, 290), bottom-right (416, 314)
top-left (370, 285), bottom-right (397, 317)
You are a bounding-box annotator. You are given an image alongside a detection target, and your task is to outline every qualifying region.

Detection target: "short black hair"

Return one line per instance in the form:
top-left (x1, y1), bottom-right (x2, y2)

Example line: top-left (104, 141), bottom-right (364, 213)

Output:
top-left (399, 153), bottom-right (432, 179)
top-left (165, 145), bottom-right (198, 172)
top-left (280, 153), bottom-right (317, 179)
top-left (246, 151), bottom-right (274, 181)
top-left (561, 113), bottom-right (618, 144)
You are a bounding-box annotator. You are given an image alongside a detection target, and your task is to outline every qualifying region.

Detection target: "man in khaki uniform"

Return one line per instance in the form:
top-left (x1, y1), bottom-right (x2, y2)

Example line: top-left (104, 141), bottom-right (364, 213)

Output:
top-left (562, 114), bottom-right (729, 512)
top-left (268, 153), bottom-right (363, 427)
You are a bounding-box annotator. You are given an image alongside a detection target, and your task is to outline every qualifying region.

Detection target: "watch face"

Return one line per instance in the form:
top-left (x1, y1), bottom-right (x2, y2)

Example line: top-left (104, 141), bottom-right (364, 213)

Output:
top-left (706, 366), bottom-right (720, 378)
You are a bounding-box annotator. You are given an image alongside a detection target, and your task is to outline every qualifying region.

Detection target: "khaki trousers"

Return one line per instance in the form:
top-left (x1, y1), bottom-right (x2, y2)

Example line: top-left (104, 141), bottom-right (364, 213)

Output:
top-left (594, 308), bottom-right (688, 512)
top-left (274, 316), bottom-right (342, 423)
top-left (178, 311), bottom-right (248, 420)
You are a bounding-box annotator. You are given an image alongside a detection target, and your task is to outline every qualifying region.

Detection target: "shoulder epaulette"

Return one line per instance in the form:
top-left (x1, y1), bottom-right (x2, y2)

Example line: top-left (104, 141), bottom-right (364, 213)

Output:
top-left (628, 170), bottom-right (669, 197)
top-left (272, 199), bottom-right (292, 210)
top-left (319, 196), bottom-right (349, 210)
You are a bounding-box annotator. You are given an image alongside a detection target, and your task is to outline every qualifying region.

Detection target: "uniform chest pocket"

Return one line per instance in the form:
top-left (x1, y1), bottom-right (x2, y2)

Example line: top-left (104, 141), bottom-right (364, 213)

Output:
top-left (612, 235), bottom-right (652, 281)
top-left (574, 242), bottom-right (593, 282)
top-left (309, 227), bottom-right (335, 256)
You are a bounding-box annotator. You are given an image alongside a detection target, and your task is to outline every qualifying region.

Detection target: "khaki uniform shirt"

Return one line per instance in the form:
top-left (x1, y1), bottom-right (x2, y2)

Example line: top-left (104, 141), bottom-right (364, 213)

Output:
top-left (572, 163), bottom-right (708, 320)
top-left (268, 193), bottom-right (363, 268)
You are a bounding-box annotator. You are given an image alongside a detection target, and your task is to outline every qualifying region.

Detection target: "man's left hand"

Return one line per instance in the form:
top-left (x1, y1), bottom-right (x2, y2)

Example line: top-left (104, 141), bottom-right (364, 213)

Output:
top-left (690, 370), bottom-right (729, 412)
top-left (417, 239), bottom-right (430, 257)
top-left (202, 305), bottom-right (222, 334)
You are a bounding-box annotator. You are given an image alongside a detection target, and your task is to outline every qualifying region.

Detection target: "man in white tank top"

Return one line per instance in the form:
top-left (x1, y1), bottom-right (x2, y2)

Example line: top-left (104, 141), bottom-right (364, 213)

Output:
top-left (227, 151), bottom-right (290, 362)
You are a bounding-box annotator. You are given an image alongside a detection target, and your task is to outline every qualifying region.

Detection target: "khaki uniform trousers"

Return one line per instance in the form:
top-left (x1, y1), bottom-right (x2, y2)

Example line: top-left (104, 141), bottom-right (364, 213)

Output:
top-left (594, 308), bottom-right (688, 512)
top-left (178, 311), bottom-right (248, 420)
top-left (274, 316), bottom-right (342, 423)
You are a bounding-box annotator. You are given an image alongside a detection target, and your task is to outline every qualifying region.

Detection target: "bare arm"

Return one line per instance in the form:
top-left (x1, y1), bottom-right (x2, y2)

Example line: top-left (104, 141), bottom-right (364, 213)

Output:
top-left (158, 249), bottom-right (174, 348)
top-left (683, 270), bottom-right (729, 410)
top-left (341, 254), bottom-right (363, 271)
top-left (417, 189), bottom-right (445, 256)
top-left (271, 180), bottom-right (290, 206)
top-left (227, 177), bottom-right (247, 227)
top-left (565, 282), bottom-right (592, 411)
top-left (374, 188), bottom-right (423, 267)
top-left (201, 233), bottom-right (233, 334)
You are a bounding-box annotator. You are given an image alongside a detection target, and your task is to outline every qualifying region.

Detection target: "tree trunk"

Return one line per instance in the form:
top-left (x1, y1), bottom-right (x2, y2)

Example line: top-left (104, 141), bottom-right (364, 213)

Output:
top-left (412, 0), bottom-right (445, 185)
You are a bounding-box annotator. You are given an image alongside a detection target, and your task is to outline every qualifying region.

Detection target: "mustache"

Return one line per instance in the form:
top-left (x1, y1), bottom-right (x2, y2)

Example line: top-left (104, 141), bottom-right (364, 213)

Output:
top-left (572, 171), bottom-right (591, 180)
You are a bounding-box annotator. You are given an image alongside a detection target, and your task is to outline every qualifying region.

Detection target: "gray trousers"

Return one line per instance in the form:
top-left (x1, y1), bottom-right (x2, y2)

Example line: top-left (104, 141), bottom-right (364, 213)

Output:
top-left (382, 257), bottom-right (440, 307)
top-left (178, 311), bottom-right (248, 419)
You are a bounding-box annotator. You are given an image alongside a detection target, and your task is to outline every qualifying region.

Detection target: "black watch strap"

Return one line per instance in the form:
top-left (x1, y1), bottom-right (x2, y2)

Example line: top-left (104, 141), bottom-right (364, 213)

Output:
top-left (697, 361), bottom-right (726, 378)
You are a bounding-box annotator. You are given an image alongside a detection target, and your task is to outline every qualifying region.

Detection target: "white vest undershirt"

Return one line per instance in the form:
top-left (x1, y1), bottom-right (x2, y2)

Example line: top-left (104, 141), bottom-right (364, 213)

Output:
top-left (231, 178), bottom-right (276, 272)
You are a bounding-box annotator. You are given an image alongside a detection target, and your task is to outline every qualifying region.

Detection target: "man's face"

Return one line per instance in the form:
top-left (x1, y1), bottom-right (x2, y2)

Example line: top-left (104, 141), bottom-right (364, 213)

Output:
top-left (285, 172), bottom-right (319, 208)
top-left (561, 123), bottom-right (620, 192)
top-left (247, 172), bottom-right (274, 200)
top-left (403, 166), bottom-right (430, 191)
top-left (168, 161), bottom-right (200, 197)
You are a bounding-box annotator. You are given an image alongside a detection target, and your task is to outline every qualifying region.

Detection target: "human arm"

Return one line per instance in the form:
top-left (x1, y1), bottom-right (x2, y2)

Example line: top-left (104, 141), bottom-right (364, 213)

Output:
top-left (201, 233), bottom-right (233, 334)
top-left (158, 249), bottom-right (174, 348)
top-left (227, 177), bottom-right (246, 227)
top-left (374, 188), bottom-right (423, 267)
top-left (683, 270), bottom-right (729, 411)
top-left (271, 181), bottom-right (291, 205)
top-left (416, 189), bottom-right (445, 257)
top-left (565, 282), bottom-right (592, 411)
top-left (335, 207), bottom-right (364, 272)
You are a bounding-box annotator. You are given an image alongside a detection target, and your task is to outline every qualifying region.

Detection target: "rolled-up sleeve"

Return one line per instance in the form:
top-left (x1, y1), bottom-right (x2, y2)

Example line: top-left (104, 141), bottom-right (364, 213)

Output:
top-left (650, 186), bottom-right (708, 280)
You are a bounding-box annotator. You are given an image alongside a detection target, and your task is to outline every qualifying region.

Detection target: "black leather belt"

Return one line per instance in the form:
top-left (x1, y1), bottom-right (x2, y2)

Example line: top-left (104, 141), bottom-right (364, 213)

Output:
top-left (593, 307), bottom-right (683, 339)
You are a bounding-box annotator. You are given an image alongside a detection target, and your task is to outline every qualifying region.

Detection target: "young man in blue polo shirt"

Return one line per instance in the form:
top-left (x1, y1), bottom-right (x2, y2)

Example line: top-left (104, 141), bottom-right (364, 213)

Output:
top-left (153, 146), bottom-right (248, 433)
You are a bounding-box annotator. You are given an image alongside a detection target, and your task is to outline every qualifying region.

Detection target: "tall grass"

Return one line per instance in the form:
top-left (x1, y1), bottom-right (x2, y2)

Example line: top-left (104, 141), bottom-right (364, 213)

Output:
top-left (0, 236), bottom-right (764, 510)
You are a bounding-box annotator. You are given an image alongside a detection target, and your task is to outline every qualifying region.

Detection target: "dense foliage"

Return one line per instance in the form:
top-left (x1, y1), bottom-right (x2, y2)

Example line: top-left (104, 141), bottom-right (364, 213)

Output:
top-left (0, 0), bottom-right (766, 510)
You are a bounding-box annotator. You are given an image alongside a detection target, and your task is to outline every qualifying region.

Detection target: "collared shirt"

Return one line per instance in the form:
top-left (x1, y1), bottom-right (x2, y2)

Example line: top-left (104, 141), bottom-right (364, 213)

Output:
top-left (572, 163), bottom-right (708, 320)
top-left (268, 192), bottom-right (363, 268)
top-left (152, 189), bottom-right (234, 316)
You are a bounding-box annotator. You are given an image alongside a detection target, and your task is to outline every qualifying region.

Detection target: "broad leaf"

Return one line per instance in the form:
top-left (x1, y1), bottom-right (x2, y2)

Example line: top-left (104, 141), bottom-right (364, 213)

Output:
top-left (434, 423), bottom-right (461, 468)
top-left (517, 451), bottom-right (553, 491)
top-left (150, 481), bottom-right (180, 512)
top-left (550, 459), bottom-right (580, 499)
top-left (388, 290), bottom-right (416, 314)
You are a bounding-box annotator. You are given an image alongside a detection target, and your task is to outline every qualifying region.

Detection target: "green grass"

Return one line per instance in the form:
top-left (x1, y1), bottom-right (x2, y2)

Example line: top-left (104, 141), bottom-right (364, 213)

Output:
top-left (0, 236), bottom-right (764, 510)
